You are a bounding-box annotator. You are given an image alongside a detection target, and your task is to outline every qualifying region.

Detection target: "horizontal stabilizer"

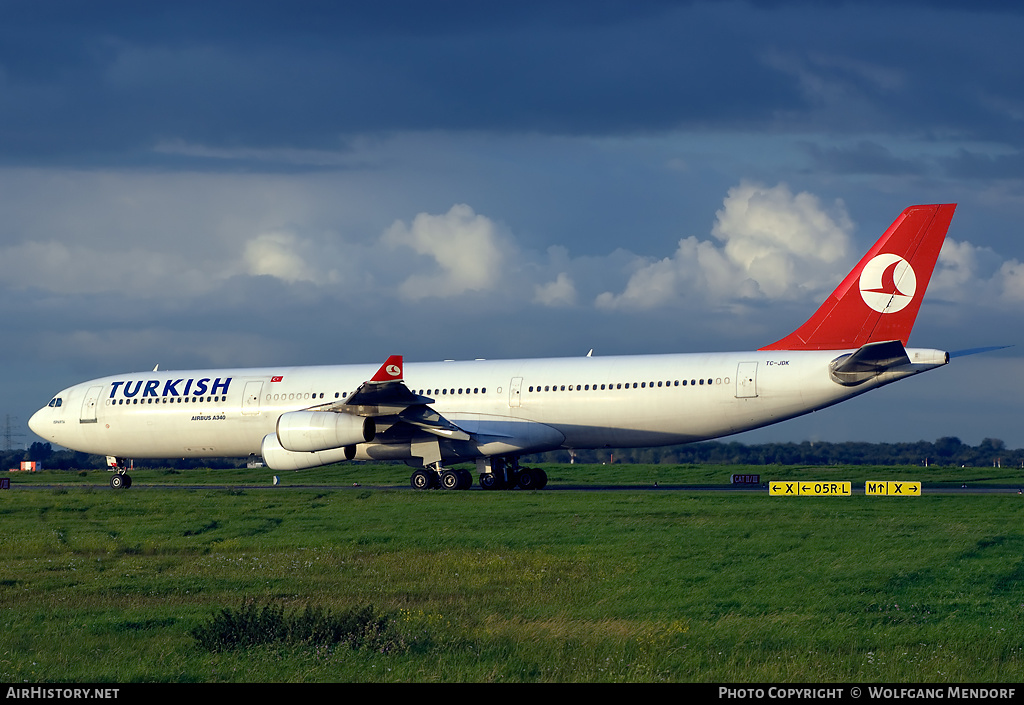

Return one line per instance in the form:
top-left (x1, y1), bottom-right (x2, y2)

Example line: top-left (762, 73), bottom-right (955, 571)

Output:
top-left (829, 340), bottom-right (910, 386)
top-left (949, 345), bottom-right (1012, 359)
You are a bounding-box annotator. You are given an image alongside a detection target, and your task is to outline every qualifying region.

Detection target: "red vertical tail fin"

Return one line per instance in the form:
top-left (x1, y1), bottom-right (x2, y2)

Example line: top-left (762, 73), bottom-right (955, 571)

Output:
top-left (760, 203), bottom-right (956, 351)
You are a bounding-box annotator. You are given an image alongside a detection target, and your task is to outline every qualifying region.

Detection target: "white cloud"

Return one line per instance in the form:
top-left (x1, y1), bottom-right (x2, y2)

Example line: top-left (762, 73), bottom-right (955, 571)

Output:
top-left (931, 237), bottom-right (1024, 306)
top-left (997, 259), bottom-right (1024, 301)
top-left (242, 231), bottom-right (322, 284)
top-left (381, 204), bottom-right (510, 300)
top-left (597, 182), bottom-right (853, 310)
top-left (534, 272), bottom-right (577, 307)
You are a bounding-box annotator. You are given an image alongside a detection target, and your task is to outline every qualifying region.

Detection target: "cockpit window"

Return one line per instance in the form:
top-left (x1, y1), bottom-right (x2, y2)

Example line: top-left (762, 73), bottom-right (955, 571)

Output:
top-left (47, 397), bottom-right (63, 408)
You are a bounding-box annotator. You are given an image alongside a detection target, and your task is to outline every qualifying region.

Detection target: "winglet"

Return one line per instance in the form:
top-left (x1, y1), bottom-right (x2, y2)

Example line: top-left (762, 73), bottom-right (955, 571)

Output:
top-left (761, 203), bottom-right (956, 351)
top-left (370, 355), bottom-right (404, 382)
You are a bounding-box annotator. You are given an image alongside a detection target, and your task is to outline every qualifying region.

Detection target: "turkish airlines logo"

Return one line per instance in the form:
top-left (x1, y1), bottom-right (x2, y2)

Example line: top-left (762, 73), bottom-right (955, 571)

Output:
top-left (859, 254), bottom-right (916, 314)
top-left (386, 364), bottom-right (401, 377)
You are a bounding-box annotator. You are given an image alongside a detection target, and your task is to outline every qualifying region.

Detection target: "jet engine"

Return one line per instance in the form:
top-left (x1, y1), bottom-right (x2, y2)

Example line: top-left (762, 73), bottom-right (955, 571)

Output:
top-left (276, 410), bottom-right (375, 453)
top-left (261, 432), bottom-right (356, 471)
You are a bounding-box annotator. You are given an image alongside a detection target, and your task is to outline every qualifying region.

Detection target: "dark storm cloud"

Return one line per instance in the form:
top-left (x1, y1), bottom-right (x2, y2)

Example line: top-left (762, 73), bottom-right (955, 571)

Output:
top-left (4, 1), bottom-right (1024, 167)
top-left (0, 2), bottom-right (810, 163)
top-left (940, 149), bottom-right (1024, 180)
top-left (801, 141), bottom-right (929, 176)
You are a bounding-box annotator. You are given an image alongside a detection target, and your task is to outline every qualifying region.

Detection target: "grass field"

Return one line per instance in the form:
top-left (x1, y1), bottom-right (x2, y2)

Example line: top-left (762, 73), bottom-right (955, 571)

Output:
top-left (2, 463), bottom-right (1023, 682)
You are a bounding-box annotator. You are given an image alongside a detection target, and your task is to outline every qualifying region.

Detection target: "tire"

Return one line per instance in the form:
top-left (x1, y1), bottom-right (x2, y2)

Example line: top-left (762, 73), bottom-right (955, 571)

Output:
top-left (110, 474), bottom-right (125, 490)
top-left (440, 469), bottom-right (462, 490)
top-left (479, 473), bottom-right (502, 490)
top-left (534, 468), bottom-right (548, 489)
top-left (516, 468), bottom-right (538, 490)
top-left (410, 469), bottom-right (434, 490)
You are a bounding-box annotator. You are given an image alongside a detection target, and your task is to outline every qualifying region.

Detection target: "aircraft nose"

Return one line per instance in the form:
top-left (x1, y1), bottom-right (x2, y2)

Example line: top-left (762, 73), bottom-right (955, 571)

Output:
top-left (28, 407), bottom-right (47, 437)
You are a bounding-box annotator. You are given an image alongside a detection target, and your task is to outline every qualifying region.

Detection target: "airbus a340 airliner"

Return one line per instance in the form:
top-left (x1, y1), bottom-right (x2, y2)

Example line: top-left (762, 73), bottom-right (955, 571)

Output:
top-left (31, 204), bottom-right (959, 491)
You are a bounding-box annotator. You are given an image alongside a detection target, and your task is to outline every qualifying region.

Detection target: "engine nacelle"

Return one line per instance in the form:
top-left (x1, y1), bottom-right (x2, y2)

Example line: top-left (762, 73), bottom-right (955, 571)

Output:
top-left (276, 410), bottom-right (375, 453)
top-left (261, 433), bottom-right (356, 471)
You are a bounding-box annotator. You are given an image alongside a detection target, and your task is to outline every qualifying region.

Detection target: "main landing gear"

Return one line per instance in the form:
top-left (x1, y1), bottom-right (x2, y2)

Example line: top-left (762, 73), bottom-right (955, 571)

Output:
top-left (410, 466), bottom-right (473, 491)
top-left (409, 457), bottom-right (548, 491)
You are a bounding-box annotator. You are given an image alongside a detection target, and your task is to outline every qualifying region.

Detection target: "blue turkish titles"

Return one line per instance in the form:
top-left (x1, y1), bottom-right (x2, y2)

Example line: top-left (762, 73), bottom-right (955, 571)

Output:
top-left (108, 377), bottom-right (232, 399)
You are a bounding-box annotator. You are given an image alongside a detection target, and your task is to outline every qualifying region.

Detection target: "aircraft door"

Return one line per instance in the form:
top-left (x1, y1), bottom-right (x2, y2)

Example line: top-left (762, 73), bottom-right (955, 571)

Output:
top-left (735, 362), bottom-right (758, 398)
top-left (79, 385), bottom-right (103, 424)
top-left (509, 377), bottom-right (523, 408)
top-left (242, 381), bottom-right (264, 416)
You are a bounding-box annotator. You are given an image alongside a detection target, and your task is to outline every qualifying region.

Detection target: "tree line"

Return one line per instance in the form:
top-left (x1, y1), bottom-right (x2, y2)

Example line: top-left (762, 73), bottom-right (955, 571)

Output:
top-left (532, 436), bottom-right (1021, 467)
top-left (4, 436), bottom-right (1021, 471)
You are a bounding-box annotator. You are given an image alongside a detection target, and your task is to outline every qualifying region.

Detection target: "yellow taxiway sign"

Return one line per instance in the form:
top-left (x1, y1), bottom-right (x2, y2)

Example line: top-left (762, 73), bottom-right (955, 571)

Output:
top-left (865, 481), bottom-right (921, 496)
top-left (769, 481), bottom-right (851, 496)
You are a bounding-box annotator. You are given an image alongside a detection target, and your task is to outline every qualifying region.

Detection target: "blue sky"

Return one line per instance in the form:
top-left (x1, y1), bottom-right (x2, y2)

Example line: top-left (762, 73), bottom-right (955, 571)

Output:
top-left (4, 1), bottom-right (1024, 450)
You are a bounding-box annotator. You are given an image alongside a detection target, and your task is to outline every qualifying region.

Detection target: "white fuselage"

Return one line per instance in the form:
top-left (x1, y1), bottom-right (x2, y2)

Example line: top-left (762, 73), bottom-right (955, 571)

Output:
top-left (29, 348), bottom-right (948, 463)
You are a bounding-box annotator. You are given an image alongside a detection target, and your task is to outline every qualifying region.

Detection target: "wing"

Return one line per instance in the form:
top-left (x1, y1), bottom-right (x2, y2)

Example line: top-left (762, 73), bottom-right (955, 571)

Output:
top-left (329, 355), bottom-right (470, 441)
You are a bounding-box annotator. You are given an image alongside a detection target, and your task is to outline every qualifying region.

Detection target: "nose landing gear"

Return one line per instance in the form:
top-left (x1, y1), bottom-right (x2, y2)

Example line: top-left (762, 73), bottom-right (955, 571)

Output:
top-left (109, 471), bottom-right (133, 489)
top-left (106, 456), bottom-right (133, 489)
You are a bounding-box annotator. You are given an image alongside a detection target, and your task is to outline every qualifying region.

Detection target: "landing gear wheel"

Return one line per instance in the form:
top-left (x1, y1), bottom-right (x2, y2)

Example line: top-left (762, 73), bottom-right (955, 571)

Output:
top-left (533, 468), bottom-right (547, 489)
top-left (479, 473), bottom-right (504, 490)
top-left (110, 473), bottom-right (131, 490)
top-left (410, 469), bottom-right (436, 490)
top-left (438, 469), bottom-right (472, 490)
top-left (517, 468), bottom-right (541, 490)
